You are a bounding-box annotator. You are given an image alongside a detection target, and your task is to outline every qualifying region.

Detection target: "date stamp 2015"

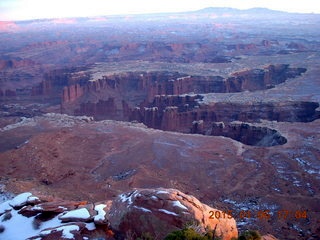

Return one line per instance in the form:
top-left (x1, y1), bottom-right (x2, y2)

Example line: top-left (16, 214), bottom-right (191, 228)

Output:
top-left (209, 209), bottom-right (308, 221)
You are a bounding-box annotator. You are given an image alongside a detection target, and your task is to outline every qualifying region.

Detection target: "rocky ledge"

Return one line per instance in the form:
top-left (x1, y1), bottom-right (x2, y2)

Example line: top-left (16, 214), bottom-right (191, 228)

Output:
top-left (0, 188), bottom-right (238, 240)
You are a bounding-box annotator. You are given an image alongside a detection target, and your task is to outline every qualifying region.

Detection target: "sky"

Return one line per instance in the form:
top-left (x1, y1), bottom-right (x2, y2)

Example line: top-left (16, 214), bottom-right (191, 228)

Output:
top-left (0, 0), bottom-right (319, 21)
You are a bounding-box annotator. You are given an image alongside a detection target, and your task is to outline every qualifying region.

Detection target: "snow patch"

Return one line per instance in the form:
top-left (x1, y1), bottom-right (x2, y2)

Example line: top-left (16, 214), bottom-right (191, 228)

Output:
top-left (0, 200), bottom-right (12, 215)
top-left (94, 204), bottom-right (107, 222)
top-left (172, 200), bottom-right (188, 210)
top-left (9, 192), bottom-right (32, 208)
top-left (85, 222), bottom-right (96, 231)
top-left (58, 206), bottom-right (68, 211)
top-left (119, 194), bottom-right (133, 205)
top-left (40, 224), bottom-right (80, 239)
top-left (60, 208), bottom-right (90, 220)
top-left (27, 196), bottom-right (39, 202)
top-left (158, 209), bottom-right (179, 216)
top-left (118, 190), bottom-right (138, 205)
top-left (134, 206), bottom-right (152, 213)
top-left (156, 190), bottom-right (168, 195)
top-left (0, 117), bottom-right (36, 132)
top-left (31, 205), bottom-right (43, 211)
top-left (0, 208), bottom-right (46, 240)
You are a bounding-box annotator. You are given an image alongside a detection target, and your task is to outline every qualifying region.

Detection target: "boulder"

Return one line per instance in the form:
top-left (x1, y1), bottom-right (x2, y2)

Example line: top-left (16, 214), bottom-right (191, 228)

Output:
top-left (9, 192), bottom-right (40, 209)
top-left (19, 200), bottom-right (80, 217)
top-left (108, 188), bottom-right (238, 240)
top-left (59, 206), bottom-right (95, 222)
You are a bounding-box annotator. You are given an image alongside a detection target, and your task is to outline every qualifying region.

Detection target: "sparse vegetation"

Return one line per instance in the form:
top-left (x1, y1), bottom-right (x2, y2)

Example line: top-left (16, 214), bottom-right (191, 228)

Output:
top-left (238, 230), bottom-right (261, 240)
top-left (164, 228), bottom-right (222, 240)
top-left (164, 228), bottom-right (262, 240)
top-left (136, 232), bottom-right (154, 240)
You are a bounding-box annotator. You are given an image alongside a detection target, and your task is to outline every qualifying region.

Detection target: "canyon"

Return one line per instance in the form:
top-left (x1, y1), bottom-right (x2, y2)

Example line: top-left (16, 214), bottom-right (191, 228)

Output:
top-left (0, 7), bottom-right (320, 240)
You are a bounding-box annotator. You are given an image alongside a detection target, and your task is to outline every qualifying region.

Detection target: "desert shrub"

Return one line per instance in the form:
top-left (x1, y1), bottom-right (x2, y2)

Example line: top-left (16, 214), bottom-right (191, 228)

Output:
top-left (164, 228), bottom-right (220, 240)
top-left (136, 232), bottom-right (154, 240)
top-left (238, 230), bottom-right (261, 240)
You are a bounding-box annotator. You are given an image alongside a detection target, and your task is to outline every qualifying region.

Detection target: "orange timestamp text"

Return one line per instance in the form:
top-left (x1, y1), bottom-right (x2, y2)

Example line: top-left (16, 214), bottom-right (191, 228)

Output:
top-left (209, 209), bottom-right (307, 220)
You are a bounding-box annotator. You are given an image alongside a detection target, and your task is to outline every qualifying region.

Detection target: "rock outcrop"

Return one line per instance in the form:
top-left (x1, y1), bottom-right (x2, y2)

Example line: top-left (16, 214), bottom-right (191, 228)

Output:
top-left (60, 64), bottom-right (308, 124)
top-left (108, 188), bottom-right (238, 239)
top-left (208, 122), bottom-right (287, 147)
top-left (134, 99), bottom-right (319, 134)
top-left (0, 189), bottom-right (238, 240)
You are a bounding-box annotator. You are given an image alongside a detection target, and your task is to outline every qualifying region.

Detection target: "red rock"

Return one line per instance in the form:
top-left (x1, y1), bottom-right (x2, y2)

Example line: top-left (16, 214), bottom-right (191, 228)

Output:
top-left (59, 205), bottom-right (95, 223)
top-left (18, 200), bottom-right (80, 217)
top-left (62, 84), bottom-right (84, 103)
top-left (262, 234), bottom-right (278, 240)
top-left (30, 223), bottom-right (86, 240)
top-left (107, 188), bottom-right (238, 240)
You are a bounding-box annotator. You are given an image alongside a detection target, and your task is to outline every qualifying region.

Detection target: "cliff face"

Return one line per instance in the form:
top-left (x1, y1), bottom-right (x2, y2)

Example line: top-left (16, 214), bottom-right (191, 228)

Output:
top-left (62, 84), bottom-right (84, 103)
top-left (208, 122), bottom-right (287, 147)
top-left (0, 59), bottom-right (35, 70)
top-left (32, 69), bottom-right (90, 99)
top-left (133, 99), bottom-right (319, 140)
top-left (60, 64), bottom-right (308, 124)
top-left (57, 64), bottom-right (318, 144)
top-left (228, 64), bottom-right (306, 91)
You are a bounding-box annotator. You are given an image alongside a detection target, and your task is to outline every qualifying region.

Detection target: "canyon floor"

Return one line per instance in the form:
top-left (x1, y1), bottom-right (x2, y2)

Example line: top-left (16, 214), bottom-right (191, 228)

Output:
top-left (0, 8), bottom-right (320, 239)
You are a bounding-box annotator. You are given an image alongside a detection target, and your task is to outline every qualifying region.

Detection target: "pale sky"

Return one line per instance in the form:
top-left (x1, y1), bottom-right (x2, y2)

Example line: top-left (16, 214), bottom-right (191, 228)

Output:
top-left (0, 0), bottom-right (319, 21)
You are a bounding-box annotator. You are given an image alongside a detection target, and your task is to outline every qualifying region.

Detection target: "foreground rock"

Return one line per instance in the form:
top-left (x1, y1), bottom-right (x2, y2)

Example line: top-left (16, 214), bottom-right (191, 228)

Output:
top-left (108, 188), bottom-right (238, 239)
top-left (0, 189), bottom-right (238, 240)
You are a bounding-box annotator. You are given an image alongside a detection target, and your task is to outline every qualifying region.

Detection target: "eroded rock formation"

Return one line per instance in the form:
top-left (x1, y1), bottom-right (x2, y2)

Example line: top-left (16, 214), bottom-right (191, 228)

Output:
top-left (60, 64), bottom-right (309, 123)
top-left (207, 122), bottom-right (287, 147)
top-left (56, 64), bottom-right (318, 146)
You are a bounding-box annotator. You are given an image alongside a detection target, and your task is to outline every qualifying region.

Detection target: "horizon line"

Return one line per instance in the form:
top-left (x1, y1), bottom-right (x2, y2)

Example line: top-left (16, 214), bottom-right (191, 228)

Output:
top-left (1, 7), bottom-right (319, 22)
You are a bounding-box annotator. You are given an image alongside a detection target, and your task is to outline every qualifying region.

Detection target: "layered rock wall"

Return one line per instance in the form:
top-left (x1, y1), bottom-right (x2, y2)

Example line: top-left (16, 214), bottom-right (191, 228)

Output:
top-left (61, 64), bottom-right (307, 123)
top-left (136, 100), bottom-right (319, 132)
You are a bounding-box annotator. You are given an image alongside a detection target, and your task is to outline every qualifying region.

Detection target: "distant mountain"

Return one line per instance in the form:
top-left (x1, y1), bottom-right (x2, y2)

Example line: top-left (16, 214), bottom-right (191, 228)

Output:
top-left (194, 7), bottom-right (287, 15)
top-left (7, 6), bottom-right (319, 25)
top-left (194, 7), bottom-right (240, 14)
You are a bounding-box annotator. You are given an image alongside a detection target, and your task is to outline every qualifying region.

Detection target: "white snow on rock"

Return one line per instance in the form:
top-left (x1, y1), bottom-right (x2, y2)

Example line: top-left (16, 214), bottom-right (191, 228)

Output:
top-left (156, 190), bottom-right (168, 195)
top-left (27, 196), bottom-right (40, 203)
top-left (40, 224), bottom-right (80, 239)
top-left (134, 206), bottom-right (152, 213)
top-left (151, 196), bottom-right (158, 200)
top-left (31, 205), bottom-right (43, 211)
top-left (158, 209), bottom-right (179, 216)
top-left (9, 192), bottom-right (32, 208)
top-left (118, 190), bottom-right (138, 205)
top-left (59, 208), bottom-right (90, 220)
top-left (85, 222), bottom-right (96, 231)
top-left (0, 200), bottom-right (12, 215)
top-left (94, 204), bottom-right (107, 222)
top-left (58, 206), bottom-right (68, 211)
top-left (172, 200), bottom-right (188, 210)
top-left (0, 117), bottom-right (36, 132)
top-left (0, 207), bottom-right (60, 240)
top-left (119, 193), bottom-right (133, 204)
